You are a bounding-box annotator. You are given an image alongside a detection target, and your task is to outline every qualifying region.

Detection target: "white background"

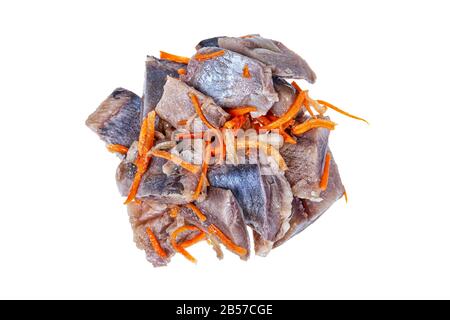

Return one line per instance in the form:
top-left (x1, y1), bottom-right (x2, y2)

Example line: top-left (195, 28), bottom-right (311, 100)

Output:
top-left (0, 0), bottom-right (449, 299)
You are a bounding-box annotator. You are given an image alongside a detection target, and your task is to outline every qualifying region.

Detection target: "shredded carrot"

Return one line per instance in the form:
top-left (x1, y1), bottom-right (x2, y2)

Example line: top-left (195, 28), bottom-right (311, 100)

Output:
top-left (159, 51), bottom-right (190, 64)
top-left (177, 68), bottom-right (186, 75)
top-left (320, 152), bottom-right (331, 191)
top-left (186, 203), bottom-right (207, 222)
top-left (146, 227), bottom-right (167, 259)
top-left (180, 231), bottom-right (206, 248)
top-left (256, 116), bottom-right (271, 126)
top-left (194, 49), bottom-right (225, 61)
top-left (279, 129), bottom-right (297, 144)
top-left (175, 132), bottom-right (204, 140)
top-left (134, 199), bottom-right (142, 205)
top-left (150, 149), bottom-right (200, 174)
top-left (262, 81), bottom-right (305, 130)
top-left (193, 142), bottom-right (211, 200)
top-left (223, 115), bottom-right (246, 130)
top-left (170, 225), bottom-right (201, 263)
top-left (292, 118), bottom-right (336, 136)
top-left (242, 64), bottom-right (251, 78)
top-left (169, 206), bottom-right (179, 218)
top-left (303, 96), bottom-right (316, 118)
top-left (107, 144), bottom-right (129, 155)
top-left (343, 190), bottom-right (348, 203)
top-left (236, 140), bottom-right (287, 171)
top-left (240, 34), bottom-right (255, 39)
top-left (188, 92), bottom-right (216, 129)
top-left (177, 119), bottom-right (188, 126)
top-left (317, 100), bottom-right (368, 124)
top-left (124, 111), bottom-right (156, 204)
top-left (208, 224), bottom-right (247, 257)
top-left (228, 106), bottom-right (257, 117)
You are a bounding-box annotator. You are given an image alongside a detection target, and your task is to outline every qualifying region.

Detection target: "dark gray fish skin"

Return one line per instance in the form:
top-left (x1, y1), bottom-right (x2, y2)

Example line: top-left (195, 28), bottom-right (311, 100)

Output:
top-left (274, 153), bottom-right (344, 247)
top-left (116, 157), bottom-right (198, 205)
top-left (86, 88), bottom-right (142, 147)
top-left (196, 35), bottom-right (316, 82)
top-left (280, 124), bottom-right (330, 201)
top-left (207, 165), bottom-right (292, 242)
top-left (182, 47), bottom-right (278, 117)
top-left (196, 37), bottom-right (220, 49)
top-left (155, 77), bottom-right (229, 130)
top-left (142, 56), bottom-right (185, 120)
top-left (270, 77), bottom-right (299, 117)
top-left (181, 187), bottom-right (251, 260)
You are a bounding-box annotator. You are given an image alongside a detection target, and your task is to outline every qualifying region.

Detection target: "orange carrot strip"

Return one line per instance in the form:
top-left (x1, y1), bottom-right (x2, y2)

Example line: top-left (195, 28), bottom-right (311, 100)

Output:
top-left (170, 225), bottom-right (201, 263)
top-left (193, 142), bottom-right (211, 200)
top-left (159, 51), bottom-right (190, 64)
top-left (124, 111), bottom-right (156, 204)
top-left (228, 106), bottom-right (257, 117)
top-left (107, 144), bottom-right (129, 155)
top-left (317, 100), bottom-right (369, 124)
top-left (175, 132), bottom-right (205, 140)
top-left (292, 118), bottom-right (336, 136)
top-left (169, 206), bottom-right (179, 218)
top-left (223, 115), bottom-right (246, 130)
top-left (188, 93), bottom-right (216, 129)
top-left (343, 190), bottom-right (348, 203)
top-left (194, 49), bottom-right (225, 61)
top-left (279, 129), bottom-right (297, 144)
top-left (261, 81), bottom-right (305, 130)
top-left (177, 68), bottom-right (186, 75)
top-left (150, 150), bottom-right (200, 174)
top-left (180, 231), bottom-right (206, 248)
top-left (207, 224), bottom-right (247, 257)
top-left (320, 152), bottom-right (331, 191)
top-left (146, 227), bottom-right (167, 259)
top-left (177, 119), bottom-right (188, 126)
top-left (303, 96), bottom-right (316, 118)
top-left (256, 116), bottom-right (271, 126)
top-left (186, 203), bottom-right (207, 222)
top-left (242, 64), bottom-right (251, 78)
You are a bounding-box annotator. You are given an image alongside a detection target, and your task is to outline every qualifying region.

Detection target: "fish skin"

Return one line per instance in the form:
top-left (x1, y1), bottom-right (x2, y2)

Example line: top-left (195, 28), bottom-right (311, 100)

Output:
top-left (196, 35), bottom-right (316, 82)
top-left (280, 123), bottom-right (330, 201)
top-left (181, 187), bottom-right (251, 260)
top-left (116, 156), bottom-right (198, 205)
top-left (86, 88), bottom-right (142, 147)
top-left (207, 164), bottom-right (292, 243)
top-left (274, 152), bottom-right (344, 247)
top-left (155, 77), bottom-right (229, 130)
top-left (143, 56), bottom-right (185, 120)
top-left (182, 47), bottom-right (278, 117)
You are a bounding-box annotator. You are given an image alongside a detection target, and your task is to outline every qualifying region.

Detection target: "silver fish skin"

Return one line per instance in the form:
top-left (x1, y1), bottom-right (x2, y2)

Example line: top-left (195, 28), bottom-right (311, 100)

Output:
top-left (182, 47), bottom-right (278, 117)
top-left (196, 35), bottom-right (316, 83)
top-left (86, 88), bottom-right (142, 147)
top-left (143, 56), bottom-right (185, 120)
top-left (207, 164), bottom-right (292, 244)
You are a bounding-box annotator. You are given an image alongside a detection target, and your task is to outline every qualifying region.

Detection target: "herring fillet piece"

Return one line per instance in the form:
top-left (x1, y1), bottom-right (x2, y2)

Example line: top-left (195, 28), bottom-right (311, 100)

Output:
top-left (182, 47), bottom-right (278, 116)
top-left (207, 165), bottom-right (292, 244)
top-left (270, 77), bottom-right (299, 117)
top-left (181, 187), bottom-right (251, 260)
top-left (116, 156), bottom-right (198, 205)
top-left (280, 125), bottom-right (330, 201)
top-left (196, 35), bottom-right (316, 82)
top-left (274, 152), bottom-right (344, 247)
top-left (155, 77), bottom-right (229, 130)
top-left (86, 88), bottom-right (141, 147)
top-left (143, 56), bottom-right (185, 120)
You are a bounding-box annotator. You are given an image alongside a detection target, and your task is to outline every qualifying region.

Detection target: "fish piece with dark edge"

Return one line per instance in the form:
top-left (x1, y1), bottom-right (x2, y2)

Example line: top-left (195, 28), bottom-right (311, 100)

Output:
top-left (280, 125), bottom-right (330, 201)
top-left (182, 48), bottom-right (278, 117)
top-left (196, 35), bottom-right (316, 82)
top-left (270, 77), bottom-right (299, 117)
top-left (142, 56), bottom-right (185, 120)
top-left (207, 165), bottom-right (292, 249)
top-left (181, 187), bottom-right (251, 260)
top-left (274, 153), bottom-right (344, 247)
top-left (86, 88), bottom-right (142, 147)
top-left (155, 77), bottom-right (230, 130)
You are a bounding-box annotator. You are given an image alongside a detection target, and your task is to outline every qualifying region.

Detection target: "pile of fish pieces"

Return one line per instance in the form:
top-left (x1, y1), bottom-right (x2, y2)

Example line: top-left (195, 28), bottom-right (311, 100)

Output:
top-left (86, 34), bottom-right (345, 267)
